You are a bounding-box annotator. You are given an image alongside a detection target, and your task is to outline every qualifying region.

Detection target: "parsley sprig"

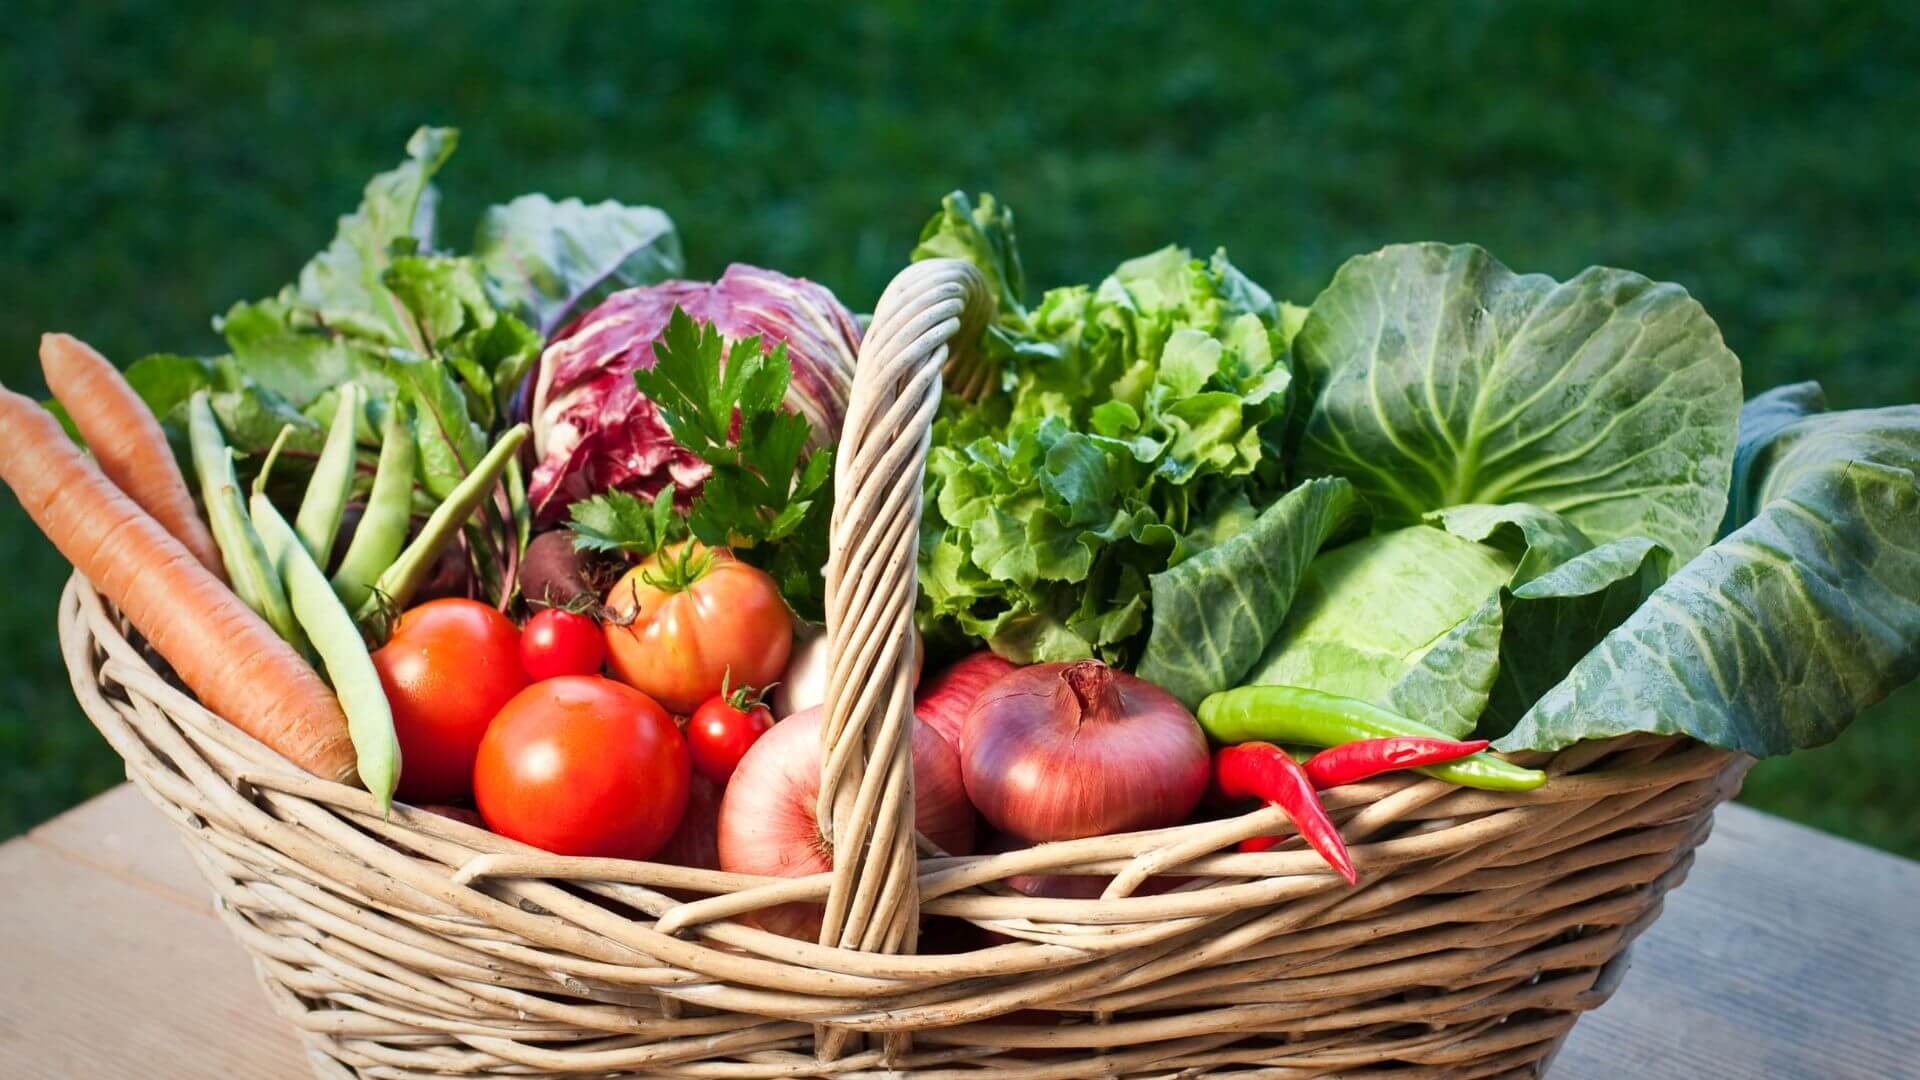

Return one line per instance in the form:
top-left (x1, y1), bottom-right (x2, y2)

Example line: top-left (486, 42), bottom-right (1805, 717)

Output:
top-left (568, 485), bottom-right (683, 557)
top-left (566, 307), bottom-right (835, 619)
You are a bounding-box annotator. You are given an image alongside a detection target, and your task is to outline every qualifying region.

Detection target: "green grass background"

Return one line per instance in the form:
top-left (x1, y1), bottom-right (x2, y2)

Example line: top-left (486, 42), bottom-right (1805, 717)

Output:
top-left (3, 2), bottom-right (1917, 851)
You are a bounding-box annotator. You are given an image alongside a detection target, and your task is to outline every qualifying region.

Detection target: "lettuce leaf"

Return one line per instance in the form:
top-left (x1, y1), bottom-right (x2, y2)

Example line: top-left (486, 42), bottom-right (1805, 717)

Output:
top-left (912, 193), bottom-right (1300, 664)
top-left (1501, 394), bottom-right (1920, 755)
top-left (911, 192), bottom-right (1031, 335)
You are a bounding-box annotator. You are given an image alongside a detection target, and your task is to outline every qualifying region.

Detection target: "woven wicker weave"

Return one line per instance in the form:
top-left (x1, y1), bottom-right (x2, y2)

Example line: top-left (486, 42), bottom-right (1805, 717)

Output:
top-left (57, 259), bottom-right (1749, 1079)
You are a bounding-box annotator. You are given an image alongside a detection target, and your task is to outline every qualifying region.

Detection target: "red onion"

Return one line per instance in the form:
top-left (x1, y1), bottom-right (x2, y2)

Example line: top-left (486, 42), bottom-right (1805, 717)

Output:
top-left (774, 624), bottom-right (924, 719)
top-left (915, 650), bottom-right (1019, 749)
top-left (959, 661), bottom-right (1209, 842)
top-left (717, 705), bottom-right (974, 940)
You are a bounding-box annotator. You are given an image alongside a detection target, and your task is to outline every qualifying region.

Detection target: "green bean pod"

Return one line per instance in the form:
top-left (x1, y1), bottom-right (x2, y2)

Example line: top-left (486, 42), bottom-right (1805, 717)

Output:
top-left (356, 423), bottom-right (530, 622)
top-left (251, 492), bottom-right (401, 813)
top-left (294, 383), bottom-right (362, 564)
top-left (331, 401), bottom-right (417, 610)
top-left (504, 452), bottom-right (531, 557)
top-left (252, 424), bottom-right (294, 500)
top-left (186, 392), bottom-right (308, 653)
top-left (1197, 684), bottom-right (1547, 791)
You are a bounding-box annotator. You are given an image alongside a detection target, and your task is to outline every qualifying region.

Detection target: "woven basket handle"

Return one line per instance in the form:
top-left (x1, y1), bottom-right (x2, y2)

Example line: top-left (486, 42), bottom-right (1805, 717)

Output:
top-left (815, 258), bottom-right (992, 957)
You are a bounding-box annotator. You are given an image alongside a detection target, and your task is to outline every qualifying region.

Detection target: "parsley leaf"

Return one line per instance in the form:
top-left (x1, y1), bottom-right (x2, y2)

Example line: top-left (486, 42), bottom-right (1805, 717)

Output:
top-left (633, 307), bottom-right (836, 620)
top-left (567, 486), bottom-right (684, 558)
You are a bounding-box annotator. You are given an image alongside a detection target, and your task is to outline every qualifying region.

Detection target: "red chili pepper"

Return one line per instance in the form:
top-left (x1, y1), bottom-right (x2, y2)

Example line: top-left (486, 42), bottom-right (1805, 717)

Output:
top-left (1215, 742), bottom-right (1358, 885)
top-left (1303, 736), bottom-right (1490, 789)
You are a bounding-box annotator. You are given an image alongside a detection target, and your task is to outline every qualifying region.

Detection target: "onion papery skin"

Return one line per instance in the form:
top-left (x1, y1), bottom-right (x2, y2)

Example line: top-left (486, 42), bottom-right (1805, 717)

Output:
top-left (774, 624), bottom-right (925, 719)
top-left (716, 705), bottom-right (974, 939)
top-left (915, 650), bottom-right (1019, 750)
top-left (959, 660), bottom-right (1209, 843)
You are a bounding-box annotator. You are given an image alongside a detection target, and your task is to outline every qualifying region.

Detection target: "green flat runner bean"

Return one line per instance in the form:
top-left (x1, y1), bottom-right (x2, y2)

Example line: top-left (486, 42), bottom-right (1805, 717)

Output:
top-left (295, 383), bottom-right (362, 563)
top-left (252, 424), bottom-right (293, 499)
top-left (332, 401), bottom-right (417, 610)
top-left (253, 492), bottom-right (401, 813)
top-left (187, 392), bottom-right (307, 652)
top-left (1197, 685), bottom-right (1547, 791)
top-left (357, 424), bottom-right (529, 622)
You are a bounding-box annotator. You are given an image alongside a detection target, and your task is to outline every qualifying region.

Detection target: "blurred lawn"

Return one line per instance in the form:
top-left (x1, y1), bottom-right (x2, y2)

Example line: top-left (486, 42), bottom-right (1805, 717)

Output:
top-left (3, 2), bottom-right (1917, 850)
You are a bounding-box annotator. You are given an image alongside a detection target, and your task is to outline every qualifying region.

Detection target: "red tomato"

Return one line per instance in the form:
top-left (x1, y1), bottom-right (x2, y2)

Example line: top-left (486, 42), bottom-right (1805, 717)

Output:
top-left (520, 608), bottom-right (606, 681)
top-left (373, 598), bottom-right (529, 803)
top-left (473, 676), bottom-right (689, 859)
top-left (687, 687), bottom-right (775, 783)
top-left (603, 542), bottom-right (792, 714)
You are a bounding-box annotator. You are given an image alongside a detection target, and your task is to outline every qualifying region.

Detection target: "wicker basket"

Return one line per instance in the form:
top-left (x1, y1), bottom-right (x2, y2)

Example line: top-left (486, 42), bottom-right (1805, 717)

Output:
top-left (58, 259), bottom-right (1748, 1079)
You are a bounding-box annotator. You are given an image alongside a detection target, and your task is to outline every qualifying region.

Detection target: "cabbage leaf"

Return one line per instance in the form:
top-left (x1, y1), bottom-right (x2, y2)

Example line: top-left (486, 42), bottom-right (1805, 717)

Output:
top-left (476, 195), bottom-right (683, 338)
top-left (1293, 242), bottom-right (1742, 566)
top-left (1502, 394), bottom-right (1920, 755)
top-left (1136, 477), bottom-right (1361, 707)
top-left (1248, 525), bottom-right (1517, 712)
top-left (1245, 505), bottom-right (1669, 738)
top-left (118, 128), bottom-right (566, 478)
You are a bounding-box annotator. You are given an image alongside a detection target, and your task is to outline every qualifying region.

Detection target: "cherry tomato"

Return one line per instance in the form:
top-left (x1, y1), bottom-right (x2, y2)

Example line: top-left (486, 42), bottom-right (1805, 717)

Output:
top-left (687, 685), bottom-right (775, 783)
top-left (520, 608), bottom-right (606, 681)
top-left (372, 598), bottom-right (529, 803)
top-left (473, 676), bottom-right (689, 859)
top-left (603, 542), bottom-right (792, 714)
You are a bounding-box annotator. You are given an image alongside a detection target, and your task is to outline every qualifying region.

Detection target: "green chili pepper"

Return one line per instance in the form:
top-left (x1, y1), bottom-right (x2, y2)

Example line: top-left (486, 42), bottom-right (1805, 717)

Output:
top-left (294, 383), bottom-right (361, 563)
top-left (1197, 685), bottom-right (1547, 791)
top-left (187, 392), bottom-right (307, 652)
top-left (355, 424), bottom-right (530, 622)
top-left (252, 492), bottom-right (401, 814)
top-left (331, 400), bottom-right (417, 611)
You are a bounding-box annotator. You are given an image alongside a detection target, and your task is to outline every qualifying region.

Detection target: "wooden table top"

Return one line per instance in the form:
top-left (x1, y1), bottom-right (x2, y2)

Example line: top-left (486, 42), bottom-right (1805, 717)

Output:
top-left (2, 785), bottom-right (1917, 1078)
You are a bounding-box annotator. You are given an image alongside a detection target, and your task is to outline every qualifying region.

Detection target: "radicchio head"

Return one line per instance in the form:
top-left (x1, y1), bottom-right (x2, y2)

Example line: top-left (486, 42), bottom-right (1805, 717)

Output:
top-left (527, 264), bottom-right (860, 521)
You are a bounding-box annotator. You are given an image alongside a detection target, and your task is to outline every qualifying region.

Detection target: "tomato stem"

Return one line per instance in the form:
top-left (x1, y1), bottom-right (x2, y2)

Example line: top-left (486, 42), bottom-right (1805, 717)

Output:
top-left (640, 542), bottom-right (714, 594)
top-left (719, 668), bottom-right (773, 711)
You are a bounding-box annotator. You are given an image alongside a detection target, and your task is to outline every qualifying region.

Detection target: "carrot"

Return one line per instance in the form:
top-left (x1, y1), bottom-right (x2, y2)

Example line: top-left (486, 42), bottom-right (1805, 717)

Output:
top-left (0, 381), bottom-right (358, 784)
top-left (39, 333), bottom-right (226, 580)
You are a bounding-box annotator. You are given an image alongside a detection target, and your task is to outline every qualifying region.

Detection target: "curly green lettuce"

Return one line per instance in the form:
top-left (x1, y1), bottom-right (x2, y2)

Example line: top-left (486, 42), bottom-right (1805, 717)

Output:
top-left (912, 193), bottom-right (1306, 665)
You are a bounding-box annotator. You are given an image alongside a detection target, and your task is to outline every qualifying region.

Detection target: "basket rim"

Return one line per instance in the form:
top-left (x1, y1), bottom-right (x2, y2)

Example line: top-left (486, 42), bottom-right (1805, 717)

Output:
top-left (59, 569), bottom-right (1743, 970)
top-left (58, 562), bottom-right (1752, 1080)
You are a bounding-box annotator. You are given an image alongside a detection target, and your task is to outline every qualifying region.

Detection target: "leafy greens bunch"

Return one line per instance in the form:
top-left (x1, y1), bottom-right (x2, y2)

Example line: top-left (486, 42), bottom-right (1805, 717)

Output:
top-left (918, 199), bottom-right (1919, 759)
top-left (565, 309), bottom-right (837, 621)
top-left (1136, 241), bottom-right (1920, 758)
top-left (911, 194), bottom-right (1309, 666)
top-left (101, 127), bottom-right (683, 606)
